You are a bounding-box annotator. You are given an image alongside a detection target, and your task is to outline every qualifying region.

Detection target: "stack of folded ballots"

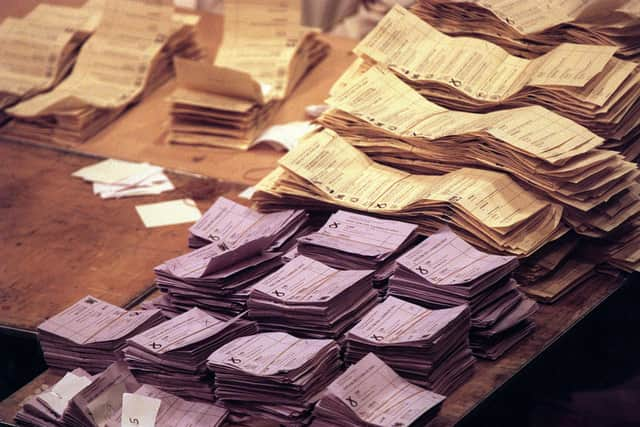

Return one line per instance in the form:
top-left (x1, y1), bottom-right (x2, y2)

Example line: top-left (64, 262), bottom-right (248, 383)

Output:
top-left (155, 209), bottom-right (298, 318)
top-left (251, 128), bottom-right (566, 257)
top-left (411, 0), bottom-right (640, 61)
top-left (313, 353), bottom-right (446, 427)
top-left (353, 5), bottom-right (640, 161)
top-left (2, 0), bottom-right (202, 146)
top-left (169, 0), bottom-right (329, 150)
top-left (122, 307), bottom-right (257, 401)
top-left (207, 332), bottom-right (341, 425)
top-left (0, 1), bottom-right (102, 116)
top-left (188, 196), bottom-right (308, 250)
top-left (247, 255), bottom-right (378, 338)
top-left (319, 63), bottom-right (640, 241)
top-left (297, 210), bottom-right (420, 294)
top-left (344, 297), bottom-right (474, 395)
top-left (389, 227), bottom-right (538, 360)
top-left (103, 384), bottom-right (229, 427)
top-left (37, 295), bottom-right (164, 373)
top-left (14, 368), bottom-right (93, 427)
top-left (62, 362), bottom-right (141, 427)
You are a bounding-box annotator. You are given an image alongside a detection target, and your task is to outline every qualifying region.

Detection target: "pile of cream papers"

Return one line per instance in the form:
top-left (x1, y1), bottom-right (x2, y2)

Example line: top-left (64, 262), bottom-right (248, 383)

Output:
top-left (312, 353), bottom-right (446, 427)
top-left (123, 308), bottom-right (257, 401)
top-left (247, 256), bottom-right (378, 338)
top-left (72, 158), bottom-right (174, 198)
top-left (154, 224), bottom-right (287, 318)
top-left (319, 63), bottom-right (640, 239)
top-left (188, 196), bottom-right (308, 249)
top-left (0, 1), bottom-right (102, 117)
top-left (37, 296), bottom-right (164, 373)
top-left (207, 332), bottom-right (341, 425)
top-left (389, 228), bottom-right (538, 359)
top-left (2, 0), bottom-right (203, 146)
top-left (102, 384), bottom-right (229, 427)
top-left (251, 128), bottom-right (566, 257)
top-left (62, 362), bottom-right (141, 427)
top-left (411, 0), bottom-right (640, 61)
top-left (354, 5), bottom-right (640, 161)
top-left (14, 368), bottom-right (93, 427)
top-left (168, 0), bottom-right (329, 150)
top-left (297, 210), bottom-right (420, 291)
top-left (344, 297), bottom-right (474, 395)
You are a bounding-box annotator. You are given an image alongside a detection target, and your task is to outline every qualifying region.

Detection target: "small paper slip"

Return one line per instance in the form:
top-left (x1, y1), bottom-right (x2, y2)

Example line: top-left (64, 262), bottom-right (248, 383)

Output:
top-left (38, 372), bottom-right (92, 416)
top-left (254, 121), bottom-right (318, 151)
top-left (238, 186), bottom-right (256, 199)
top-left (94, 172), bottom-right (174, 199)
top-left (72, 159), bottom-right (162, 185)
top-left (121, 393), bottom-right (161, 427)
top-left (135, 199), bottom-right (202, 228)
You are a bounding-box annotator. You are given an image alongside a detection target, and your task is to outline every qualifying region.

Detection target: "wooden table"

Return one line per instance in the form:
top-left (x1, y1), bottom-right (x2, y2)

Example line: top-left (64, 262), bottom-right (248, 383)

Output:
top-left (0, 1), bottom-right (630, 426)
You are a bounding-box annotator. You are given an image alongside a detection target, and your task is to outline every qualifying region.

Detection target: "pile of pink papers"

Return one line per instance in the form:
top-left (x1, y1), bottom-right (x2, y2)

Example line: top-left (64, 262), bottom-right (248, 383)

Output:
top-left (123, 308), bottom-right (257, 401)
top-left (297, 210), bottom-right (420, 295)
top-left (344, 297), bottom-right (474, 395)
top-left (37, 296), bottom-right (164, 373)
top-left (188, 197), bottom-right (308, 250)
top-left (247, 256), bottom-right (378, 338)
top-left (389, 227), bottom-right (538, 360)
top-left (207, 332), bottom-right (341, 426)
top-left (312, 353), bottom-right (446, 427)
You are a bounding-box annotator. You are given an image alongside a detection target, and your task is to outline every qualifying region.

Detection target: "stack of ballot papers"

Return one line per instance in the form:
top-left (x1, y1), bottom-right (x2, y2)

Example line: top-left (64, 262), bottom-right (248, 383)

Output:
top-left (344, 297), bottom-right (474, 394)
top-left (0, 1), bottom-right (102, 117)
top-left (14, 368), bottom-right (93, 427)
top-left (188, 196), bottom-right (308, 249)
top-left (252, 128), bottom-right (566, 257)
top-left (168, 0), bottom-right (329, 150)
top-left (411, 0), bottom-right (640, 61)
top-left (122, 307), bottom-right (257, 401)
top-left (2, 0), bottom-right (203, 146)
top-left (154, 229), bottom-right (286, 318)
top-left (72, 158), bottom-right (174, 198)
top-left (312, 353), bottom-right (446, 427)
top-left (62, 362), bottom-right (141, 427)
top-left (102, 384), bottom-right (228, 427)
top-left (389, 228), bottom-right (538, 359)
top-left (297, 210), bottom-right (420, 292)
top-left (207, 332), bottom-right (341, 425)
top-left (319, 63), bottom-right (640, 239)
top-left (37, 296), bottom-right (164, 373)
top-left (247, 256), bottom-right (378, 338)
top-left (353, 6), bottom-right (640, 161)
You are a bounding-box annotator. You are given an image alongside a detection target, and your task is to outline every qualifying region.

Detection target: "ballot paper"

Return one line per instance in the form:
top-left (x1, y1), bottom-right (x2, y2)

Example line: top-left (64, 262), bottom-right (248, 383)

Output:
top-left (319, 63), bottom-right (640, 238)
top-left (0, 1), bottom-right (102, 113)
top-left (520, 257), bottom-right (595, 303)
top-left (353, 5), bottom-right (640, 161)
top-left (389, 227), bottom-right (537, 359)
top-left (248, 255), bottom-right (378, 338)
top-left (207, 332), bottom-right (341, 425)
top-left (168, 0), bottom-right (329, 150)
top-left (411, 0), bottom-right (640, 62)
top-left (14, 368), bottom-right (93, 427)
top-left (62, 362), bottom-right (141, 427)
top-left (123, 308), bottom-right (258, 401)
top-left (135, 199), bottom-right (202, 228)
top-left (253, 121), bottom-right (318, 151)
top-left (252, 128), bottom-right (566, 257)
top-left (344, 297), bottom-right (474, 394)
top-left (188, 196), bottom-right (308, 249)
top-left (297, 210), bottom-right (420, 295)
top-left (37, 296), bottom-right (164, 373)
top-left (2, 0), bottom-right (203, 146)
top-left (103, 385), bottom-right (228, 427)
top-left (72, 159), bottom-right (175, 199)
top-left (313, 353), bottom-right (446, 427)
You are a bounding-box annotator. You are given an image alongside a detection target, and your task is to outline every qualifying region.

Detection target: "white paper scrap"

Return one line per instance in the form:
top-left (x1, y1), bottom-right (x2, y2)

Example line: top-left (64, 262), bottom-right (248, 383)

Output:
top-left (254, 121), bottom-right (318, 151)
top-left (135, 199), bottom-right (202, 228)
top-left (72, 159), bottom-right (162, 185)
